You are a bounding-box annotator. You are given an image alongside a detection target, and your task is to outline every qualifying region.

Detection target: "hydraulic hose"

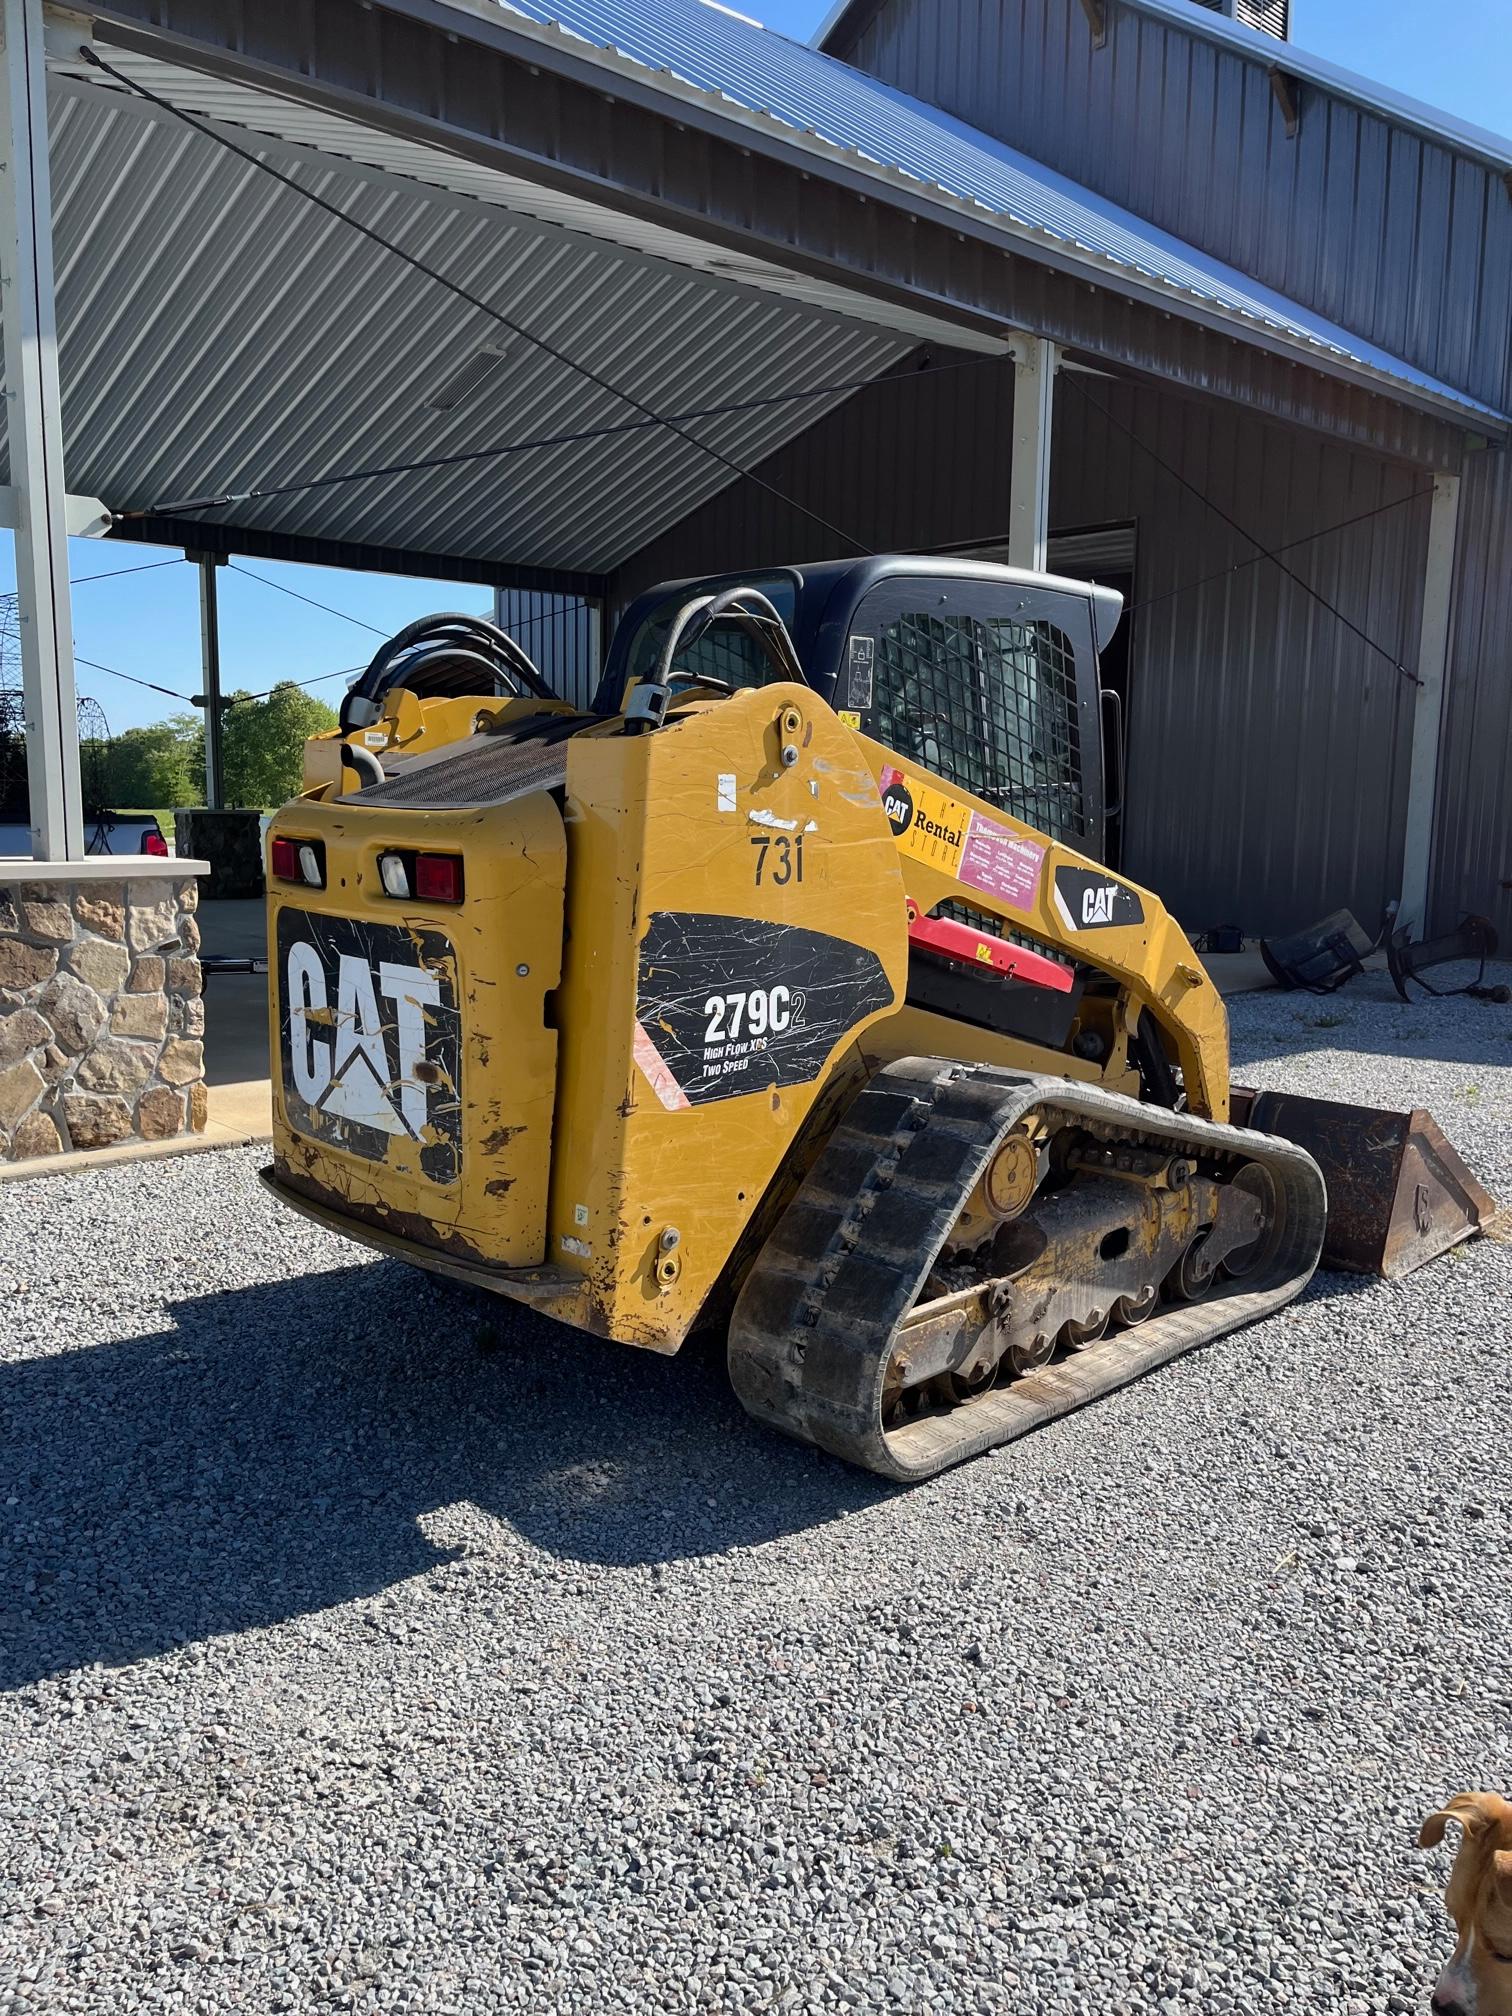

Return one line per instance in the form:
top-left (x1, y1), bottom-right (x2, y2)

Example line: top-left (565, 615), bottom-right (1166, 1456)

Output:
top-left (339, 613), bottom-right (554, 733)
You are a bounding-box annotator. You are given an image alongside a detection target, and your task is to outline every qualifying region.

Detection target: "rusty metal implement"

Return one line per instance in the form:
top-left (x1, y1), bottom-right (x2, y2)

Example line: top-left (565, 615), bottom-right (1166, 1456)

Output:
top-left (1239, 1090), bottom-right (1495, 1279)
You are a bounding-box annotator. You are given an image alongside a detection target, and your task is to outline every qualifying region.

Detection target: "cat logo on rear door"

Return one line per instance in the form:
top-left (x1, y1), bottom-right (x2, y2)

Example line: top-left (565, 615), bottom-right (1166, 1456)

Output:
top-left (277, 911), bottom-right (462, 1182)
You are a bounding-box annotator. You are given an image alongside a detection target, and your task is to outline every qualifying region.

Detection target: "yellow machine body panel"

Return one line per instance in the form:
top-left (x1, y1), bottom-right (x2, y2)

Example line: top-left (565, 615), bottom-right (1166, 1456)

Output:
top-left (268, 684), bottom-right (908, 1347)
top-left (538, 683), bottom-right (907, 1345)
top-left (849, 736), bottom-right (1231, 1122)
top-left (267, 787), bottom-right (565, 1265)
top-left (267, 678), bottom-right (1237, 1343)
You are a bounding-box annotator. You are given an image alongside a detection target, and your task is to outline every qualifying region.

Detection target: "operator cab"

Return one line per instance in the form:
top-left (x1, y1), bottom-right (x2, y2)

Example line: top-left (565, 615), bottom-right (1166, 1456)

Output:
top-left (597, 556), bottom-right (1123, 859)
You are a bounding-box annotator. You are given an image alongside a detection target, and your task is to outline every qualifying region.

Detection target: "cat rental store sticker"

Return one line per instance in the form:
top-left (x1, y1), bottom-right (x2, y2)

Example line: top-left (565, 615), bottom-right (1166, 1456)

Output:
top-left (879, 765), bottom-right (1045, 912)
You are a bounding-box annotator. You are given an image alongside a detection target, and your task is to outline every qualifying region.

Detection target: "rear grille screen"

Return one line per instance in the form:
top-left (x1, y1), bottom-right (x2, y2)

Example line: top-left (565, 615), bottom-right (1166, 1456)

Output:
top-left (344, 736), bottom-right (569, 811)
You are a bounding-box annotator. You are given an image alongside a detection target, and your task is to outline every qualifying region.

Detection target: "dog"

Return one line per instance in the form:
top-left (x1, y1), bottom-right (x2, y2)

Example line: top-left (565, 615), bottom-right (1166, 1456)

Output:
top-left (1420, 1793), bottom-right (1512, 2016)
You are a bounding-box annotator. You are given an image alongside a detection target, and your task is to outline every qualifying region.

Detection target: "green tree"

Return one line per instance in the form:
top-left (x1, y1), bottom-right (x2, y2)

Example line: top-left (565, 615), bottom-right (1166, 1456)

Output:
top-left (105, 717), bottom-right (204, 809)
top-left (222, 683), bottom-right (338, 810)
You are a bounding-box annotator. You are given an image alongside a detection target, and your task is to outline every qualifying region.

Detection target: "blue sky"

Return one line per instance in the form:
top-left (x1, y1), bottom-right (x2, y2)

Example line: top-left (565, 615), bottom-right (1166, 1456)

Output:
top-left (10, 0), bottom-right (1510, 736)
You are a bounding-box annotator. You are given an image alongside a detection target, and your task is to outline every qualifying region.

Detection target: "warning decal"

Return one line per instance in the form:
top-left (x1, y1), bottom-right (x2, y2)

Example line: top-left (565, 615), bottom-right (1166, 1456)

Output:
top-left (847, 635), bottom-right (876, 710)
top-left (879, 765), bottom-right (1045, 913)
top-left (636, 911), bottom-right (894, 1107)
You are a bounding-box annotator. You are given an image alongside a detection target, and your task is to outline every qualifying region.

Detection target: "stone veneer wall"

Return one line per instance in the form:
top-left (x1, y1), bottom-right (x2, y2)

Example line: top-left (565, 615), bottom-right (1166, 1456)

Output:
top-left (0, 876), bottom-right (206, 1160)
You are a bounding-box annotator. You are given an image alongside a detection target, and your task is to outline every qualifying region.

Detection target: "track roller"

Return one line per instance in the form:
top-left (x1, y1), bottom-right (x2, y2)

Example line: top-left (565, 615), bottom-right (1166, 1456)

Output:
top-left (728, 1060), bottom-right (1327, 1483)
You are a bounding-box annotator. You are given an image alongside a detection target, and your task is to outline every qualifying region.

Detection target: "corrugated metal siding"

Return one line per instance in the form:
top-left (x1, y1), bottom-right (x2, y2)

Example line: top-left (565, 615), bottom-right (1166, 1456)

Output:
top-left (611, 358), bottom-right (1430, 935)
top-left (1053, 378), bottom-right (1427, 935)
top-left (839, 0), bottom-right (1512, 413)
top-left (610, 359), bottom-right (1025, 590)
top-left (1430, 446), bottom-right (1512, 938)
top-left (495, 590), bottom-right (600, 708)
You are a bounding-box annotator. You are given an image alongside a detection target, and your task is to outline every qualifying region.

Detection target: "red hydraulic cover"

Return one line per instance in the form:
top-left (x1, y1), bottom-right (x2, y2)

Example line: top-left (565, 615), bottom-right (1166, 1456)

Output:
top-left (905, 898), bottom-right (1074, 994)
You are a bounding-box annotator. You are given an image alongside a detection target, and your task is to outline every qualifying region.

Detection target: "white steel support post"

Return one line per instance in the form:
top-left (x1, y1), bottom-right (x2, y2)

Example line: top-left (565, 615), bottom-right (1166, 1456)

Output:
top-left (0, 0), bottom-right (80, 859)
top-left (1007, 335), bottom-right (1056, 574)
top-left (1399, 472), bottom-right (1461, 933)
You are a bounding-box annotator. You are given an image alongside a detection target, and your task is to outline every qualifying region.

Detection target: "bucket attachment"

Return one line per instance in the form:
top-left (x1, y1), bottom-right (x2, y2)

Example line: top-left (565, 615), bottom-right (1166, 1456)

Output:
top-left (1239, 1090), bottom-right (1496, 1279)
top-left (1259, 908), bottom-right (1382, 993)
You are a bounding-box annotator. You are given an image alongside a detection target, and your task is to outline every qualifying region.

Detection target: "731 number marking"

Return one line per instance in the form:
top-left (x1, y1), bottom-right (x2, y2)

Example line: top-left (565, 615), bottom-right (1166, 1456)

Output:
top-left (751, 833), bottom-right (804, 886)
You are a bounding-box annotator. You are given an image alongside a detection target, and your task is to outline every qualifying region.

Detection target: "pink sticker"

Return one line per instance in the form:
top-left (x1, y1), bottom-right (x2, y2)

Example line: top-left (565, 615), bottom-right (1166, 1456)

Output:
top-left (632, 1019), bottom-right (692, 1113)
top-left (958, 814), bottom-right (1045, 911)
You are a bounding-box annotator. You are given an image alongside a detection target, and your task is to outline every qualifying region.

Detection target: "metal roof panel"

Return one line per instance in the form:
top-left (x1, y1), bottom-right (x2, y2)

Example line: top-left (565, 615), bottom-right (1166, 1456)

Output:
top-left (482, 0), bottom-right (1507, 423)
top-left (816, 0), bottom-right (1512, 174)
top-left (35, 86), bottom-right (912, 572)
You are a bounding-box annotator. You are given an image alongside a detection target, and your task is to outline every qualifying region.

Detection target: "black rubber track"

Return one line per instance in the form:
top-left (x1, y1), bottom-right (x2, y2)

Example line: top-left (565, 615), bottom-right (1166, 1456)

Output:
top-left (728, 1059), bottom-right (1328, 1483)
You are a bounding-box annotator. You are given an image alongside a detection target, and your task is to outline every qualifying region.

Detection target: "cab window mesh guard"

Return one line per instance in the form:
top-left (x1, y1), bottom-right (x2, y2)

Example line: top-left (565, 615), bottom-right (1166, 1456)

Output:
top-left (869, 613), bottom-right (1084, 845)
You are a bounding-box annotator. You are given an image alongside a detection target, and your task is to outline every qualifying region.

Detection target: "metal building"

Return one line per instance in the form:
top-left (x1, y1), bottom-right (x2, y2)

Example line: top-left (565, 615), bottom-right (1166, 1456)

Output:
top-left (4, 0), bottom-right (1506, 945)
top-left (804, 0), bottom-right (1512, 938)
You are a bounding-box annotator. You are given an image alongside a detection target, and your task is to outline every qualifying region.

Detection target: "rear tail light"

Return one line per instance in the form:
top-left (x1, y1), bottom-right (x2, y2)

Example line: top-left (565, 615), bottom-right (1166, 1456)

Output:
top-left (376, 850), bottom-right (464, 904)
top-left (271, 836), bottom-right (325, 887)
top-left (415, 852), bottom-right (464, 904)
top-left (144, 830), bottom-right (168, 858)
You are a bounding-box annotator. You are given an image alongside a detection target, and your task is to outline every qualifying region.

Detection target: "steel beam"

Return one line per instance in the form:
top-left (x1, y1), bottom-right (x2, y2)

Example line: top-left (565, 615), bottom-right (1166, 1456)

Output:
top-left (0, 0), bottom-right (80, 859)
top-left (109, 515), bottom-right (608, 600)
top-left (1399, 471), bottom-right (1461, 932)
top-left (1007, 336), bottom-right (1056, 573)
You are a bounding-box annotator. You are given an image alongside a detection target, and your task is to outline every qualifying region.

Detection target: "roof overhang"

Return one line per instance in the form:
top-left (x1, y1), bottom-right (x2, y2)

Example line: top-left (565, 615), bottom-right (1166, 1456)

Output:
top-left (40, 49), bottom-right (941, 585)
top-left (36, 0), bottom-right (1494, 593)
top-left (439, 0), bottom-right (1502, 433)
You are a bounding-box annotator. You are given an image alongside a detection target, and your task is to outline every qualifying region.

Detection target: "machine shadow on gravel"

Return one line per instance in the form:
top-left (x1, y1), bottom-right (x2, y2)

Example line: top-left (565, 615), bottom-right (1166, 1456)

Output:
top-left (1, 1258), bottom-right (894, 1689)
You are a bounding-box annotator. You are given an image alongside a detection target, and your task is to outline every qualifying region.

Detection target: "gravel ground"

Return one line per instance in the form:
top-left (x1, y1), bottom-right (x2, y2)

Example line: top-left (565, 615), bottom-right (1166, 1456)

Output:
top-left (3, 970), bottom-right (1510, 2016)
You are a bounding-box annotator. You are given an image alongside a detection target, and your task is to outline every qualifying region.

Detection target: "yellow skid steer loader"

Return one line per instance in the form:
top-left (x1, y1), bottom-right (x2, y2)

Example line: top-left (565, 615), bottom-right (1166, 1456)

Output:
top-left (261, 561), bottom-right (1494, 1481)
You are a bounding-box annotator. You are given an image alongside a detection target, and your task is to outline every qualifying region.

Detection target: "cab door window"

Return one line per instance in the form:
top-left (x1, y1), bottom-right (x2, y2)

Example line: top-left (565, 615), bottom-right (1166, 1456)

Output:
top-left (859, 587), bottom-right (1089, 846)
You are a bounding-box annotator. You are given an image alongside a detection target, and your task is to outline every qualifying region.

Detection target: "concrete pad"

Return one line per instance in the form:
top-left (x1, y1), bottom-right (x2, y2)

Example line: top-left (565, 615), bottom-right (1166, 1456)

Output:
top-left (0, 1074), bottom-right (270, 1184)
top-left (208, 1077), bottom-right (272, 1140)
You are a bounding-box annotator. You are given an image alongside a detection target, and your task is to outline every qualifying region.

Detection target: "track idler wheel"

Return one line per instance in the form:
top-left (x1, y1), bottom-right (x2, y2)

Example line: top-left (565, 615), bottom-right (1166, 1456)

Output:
top-left (1169, 1231), bottom-right (1217, 1303)
top-left (1219, 1164), bottom-right (1275, 1279)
